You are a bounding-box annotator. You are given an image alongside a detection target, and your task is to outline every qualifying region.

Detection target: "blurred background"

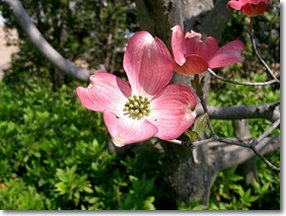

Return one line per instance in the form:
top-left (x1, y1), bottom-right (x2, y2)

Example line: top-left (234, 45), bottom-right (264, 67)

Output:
top-left (0, 0), bottom-right (280, 210)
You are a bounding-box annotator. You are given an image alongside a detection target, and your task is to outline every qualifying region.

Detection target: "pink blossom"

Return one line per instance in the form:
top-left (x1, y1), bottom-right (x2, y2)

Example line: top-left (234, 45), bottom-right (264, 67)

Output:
top-left (171, 25), bottom-right (245, 75)
top-left (227, 0), bottom-right (270, 16)
top-left (77, 31), bottom-right (197, 147)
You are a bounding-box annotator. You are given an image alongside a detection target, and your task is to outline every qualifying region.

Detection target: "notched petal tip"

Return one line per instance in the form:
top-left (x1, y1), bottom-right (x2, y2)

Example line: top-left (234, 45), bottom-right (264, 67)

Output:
top-left (112, 137), bottom-right (126, 147)
top-left (185, 30), bottom-right (202, 40)
top-left (171, 24), bottom-right (180, 31)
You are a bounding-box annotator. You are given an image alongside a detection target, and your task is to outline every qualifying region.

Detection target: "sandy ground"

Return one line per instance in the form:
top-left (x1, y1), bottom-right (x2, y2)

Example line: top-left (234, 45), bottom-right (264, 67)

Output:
top-left (0, 25), bottom-right (19, 80)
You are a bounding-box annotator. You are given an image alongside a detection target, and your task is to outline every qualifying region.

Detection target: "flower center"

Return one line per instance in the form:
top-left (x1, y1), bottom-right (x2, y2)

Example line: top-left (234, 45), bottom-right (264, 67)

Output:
top-left (124, 95), bottom-right (151, 119)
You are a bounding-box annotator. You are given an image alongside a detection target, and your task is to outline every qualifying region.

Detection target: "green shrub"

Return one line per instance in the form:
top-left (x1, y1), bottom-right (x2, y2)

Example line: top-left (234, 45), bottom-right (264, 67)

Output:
top-left (0, 79), bottom-right (173, 210)
top-left (0, 72), bottom-right (280, 209)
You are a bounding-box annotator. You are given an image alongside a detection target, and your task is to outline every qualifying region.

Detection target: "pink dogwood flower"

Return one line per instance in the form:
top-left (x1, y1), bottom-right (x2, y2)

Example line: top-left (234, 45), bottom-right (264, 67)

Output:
top-left (76, 31), bottom-right (197, 147)
top-left (171, 25), bottom-right (245, 75)
top-left (227, 0), bottom-right (270, 16)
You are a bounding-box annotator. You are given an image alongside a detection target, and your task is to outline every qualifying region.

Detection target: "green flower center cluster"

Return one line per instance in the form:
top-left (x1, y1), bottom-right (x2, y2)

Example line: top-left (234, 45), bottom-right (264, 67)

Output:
top-left (124, 95), bottom-right (151, 119)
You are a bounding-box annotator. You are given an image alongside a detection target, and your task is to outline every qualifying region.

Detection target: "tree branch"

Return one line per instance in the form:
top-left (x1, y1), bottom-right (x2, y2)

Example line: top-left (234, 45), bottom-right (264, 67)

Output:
top-left (220, 135), bottom-right (280, 171)
top-left (208, 68), bottom-right (277, 86)
top-left (2, 0), bottom-right (105, 82)
top-left (254, 118), bottom-right (280, 144)
top-left (195, 102), bottom-right (280, 122)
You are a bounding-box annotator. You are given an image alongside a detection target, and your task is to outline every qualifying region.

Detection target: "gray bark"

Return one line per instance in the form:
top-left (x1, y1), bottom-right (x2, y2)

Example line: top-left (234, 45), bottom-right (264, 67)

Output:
top-left (197, 102), bottom-right (280, 123)
top-left (233, 120), bottom-right (259, 186)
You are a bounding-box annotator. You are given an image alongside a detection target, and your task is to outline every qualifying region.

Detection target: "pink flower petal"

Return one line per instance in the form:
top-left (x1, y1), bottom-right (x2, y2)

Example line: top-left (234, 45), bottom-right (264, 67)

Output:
top-left (227, 1), bottom-right (243, 10)
top-left (194, 36), bottom-right (220, 61)
top-left (185, 36), bottom-right (201, 55)
top-left (171, 25), bottom-right (187, 65)
top-left (76, 72), bottom-right (131, 115)
top-left (241, 2), bottom-right (268, 16)
top-left (173, 54), bottom-right (209, 75)
top-left (123, 31), bottom-right (173, 99)
top-left (147, 84), bottom-right (197, 140)
top-left (103, 111), bottom-right (158, 146)
top-left (208, 40), bottom-right (245, 68)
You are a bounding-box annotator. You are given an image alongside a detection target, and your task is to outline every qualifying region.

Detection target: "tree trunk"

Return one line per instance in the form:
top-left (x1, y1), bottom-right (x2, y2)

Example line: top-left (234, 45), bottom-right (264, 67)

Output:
top-left (233, 120), bottom-right (259, 187)
top-left (135, 0), bottom-right (233, 205)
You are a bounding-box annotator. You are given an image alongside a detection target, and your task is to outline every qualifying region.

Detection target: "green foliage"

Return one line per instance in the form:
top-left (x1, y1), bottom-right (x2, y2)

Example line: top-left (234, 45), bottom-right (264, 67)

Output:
top-left (0, 178), bottom-right (45, 210)
top-left (209, 168), bottom-right (260, 210)
top-left (253, 149), bottom-right (280, 209)
top-left (209, 161), bottom-right (280, 210)
top-left (118, 174), bottom-right (156, 210)
top-left (0, 79), bottom-right (174, 210)
top-left (177, 198), bottom-right (207, 210)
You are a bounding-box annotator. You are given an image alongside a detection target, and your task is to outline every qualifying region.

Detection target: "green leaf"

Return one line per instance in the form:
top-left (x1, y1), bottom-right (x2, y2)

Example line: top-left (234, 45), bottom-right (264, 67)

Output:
top-left (248, 195), bottom-right (260, 202)
top-left (261, 182), bottom-right (270, 193)
top-left (184, 130), bottom-right (198, 143)
top-left (83, 187), bottom-right (94, 194)
top-left (88, 197), bottom-right (99, 204)
top-left (193, 113), bottom-right (208, 136)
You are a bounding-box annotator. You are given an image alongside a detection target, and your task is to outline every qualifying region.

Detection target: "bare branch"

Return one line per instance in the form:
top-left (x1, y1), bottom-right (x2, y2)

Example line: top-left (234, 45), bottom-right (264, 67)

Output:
top-left (250, 145), bottom-right (280, 172)
top-left (251, 118), bottom-right (280, 146)
top-left (2, 0), bottom-right (106, 82)
top-left (195, 102), bottom-right (280, 122)
top-left (208, 68), bottom-right (277, 86)
top-left (249, 18), bottom-right (280, 84)
top-left (221, 135), bottom-right (280, 171)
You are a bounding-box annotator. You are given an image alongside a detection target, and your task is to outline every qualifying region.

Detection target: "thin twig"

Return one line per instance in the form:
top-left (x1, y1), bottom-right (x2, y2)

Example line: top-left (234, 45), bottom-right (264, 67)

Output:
top-left (208, 68), bottom-right (277, 86)
top-left (193, 137), bottom-right (216, 147)
top-left (252, 118), bottom-right (280, 146)
top-left (249, 18), bottom-right (280, 84)
top-left (250, 146), bottom-right (280, 172)
top-left (214, 136), bottom-right (250, 148)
